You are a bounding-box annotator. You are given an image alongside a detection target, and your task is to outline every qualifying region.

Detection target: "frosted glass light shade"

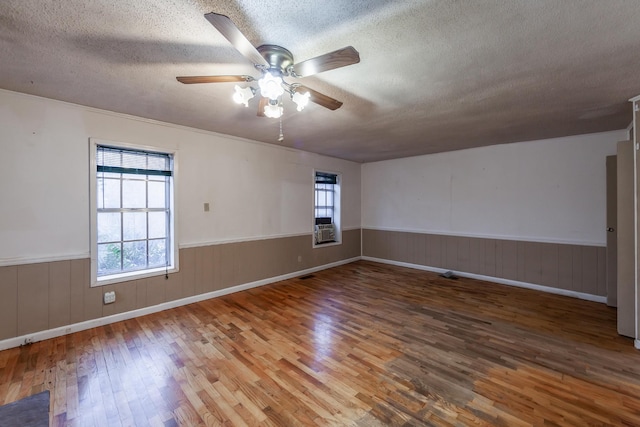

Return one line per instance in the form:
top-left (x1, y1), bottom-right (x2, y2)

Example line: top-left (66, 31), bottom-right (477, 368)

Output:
top-left (258, 72), bottom-right (285, 100)
top-left (264, 102), bottom-right (283, 118)
top-left (232, 85), bottom-right (255, 107)
top-left (292, 91), bottom-right (310, 111)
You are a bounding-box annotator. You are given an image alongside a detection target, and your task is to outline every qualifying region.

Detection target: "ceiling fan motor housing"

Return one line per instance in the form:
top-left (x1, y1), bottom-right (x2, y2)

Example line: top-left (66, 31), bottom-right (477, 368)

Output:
top-left (257, 45), bottom-right (294, 77)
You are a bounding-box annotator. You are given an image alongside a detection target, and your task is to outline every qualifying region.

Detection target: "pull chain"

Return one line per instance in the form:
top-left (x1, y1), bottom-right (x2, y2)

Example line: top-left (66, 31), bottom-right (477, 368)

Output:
top-left (278, 116), bottom-right (284, 142)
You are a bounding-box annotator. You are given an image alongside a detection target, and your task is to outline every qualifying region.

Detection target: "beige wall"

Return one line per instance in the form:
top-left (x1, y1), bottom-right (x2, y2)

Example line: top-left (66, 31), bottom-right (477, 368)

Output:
top-left (363, 229), bottom-right (606, 297)
top-left (0, 230), bottom-right (360, 341)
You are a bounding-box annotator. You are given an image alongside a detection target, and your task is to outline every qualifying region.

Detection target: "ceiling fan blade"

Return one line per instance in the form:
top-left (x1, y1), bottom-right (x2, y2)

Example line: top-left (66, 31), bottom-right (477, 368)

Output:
top-left (176, 75), bottom-right (254, 84)
top-left (292, 46), bottom-right (360, 77)
top-left (204, 12), bottom-right (269, 67)
top-left (257, 97), bottom-right (268, 117)
top-left (296, 86), bottom-right (343, 110)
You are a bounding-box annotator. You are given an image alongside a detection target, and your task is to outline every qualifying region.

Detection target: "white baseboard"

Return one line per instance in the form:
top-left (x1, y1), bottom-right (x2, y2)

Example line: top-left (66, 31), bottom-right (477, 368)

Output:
top-left (635, 340), bottom-right (640, 350)
top-left (361, 256), bottom-right (607, 304)
top-left (0, 257), bottom-right (360, 351)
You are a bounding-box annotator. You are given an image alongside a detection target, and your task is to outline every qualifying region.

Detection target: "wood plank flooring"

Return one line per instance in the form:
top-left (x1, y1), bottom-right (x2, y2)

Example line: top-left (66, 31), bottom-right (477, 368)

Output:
top-left (1, 260), bottom-right (639, 426)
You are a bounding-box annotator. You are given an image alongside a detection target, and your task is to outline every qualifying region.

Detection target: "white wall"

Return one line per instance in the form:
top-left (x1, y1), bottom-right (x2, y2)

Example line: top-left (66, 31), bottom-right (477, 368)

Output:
top-left (1, 87), bottom-right (625, 263)
top-left (362, 130), bottom-right (625, 246)
top-left (0, 90), bottom-right (361, 264)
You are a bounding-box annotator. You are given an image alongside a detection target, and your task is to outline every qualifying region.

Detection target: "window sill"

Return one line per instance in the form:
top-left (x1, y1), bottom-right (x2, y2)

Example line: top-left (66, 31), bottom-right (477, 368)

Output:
top-left (92, 266), bottom-right (178, 287)
top-left (313, 240), bottom-right (342, 249)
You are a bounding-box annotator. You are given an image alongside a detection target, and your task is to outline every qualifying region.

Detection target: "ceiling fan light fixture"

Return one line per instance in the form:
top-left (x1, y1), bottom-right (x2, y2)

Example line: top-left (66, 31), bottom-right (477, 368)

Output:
top-left (258, 72), bottom-right (285, 100)
top-left (178, 15), bottom-right (360, 122)
top-left (232, 85), bottom-right (255, 107)
top-left (264, 100), bottom-right (283, 119)
top-left (292, 91), bottom-right (311, 111)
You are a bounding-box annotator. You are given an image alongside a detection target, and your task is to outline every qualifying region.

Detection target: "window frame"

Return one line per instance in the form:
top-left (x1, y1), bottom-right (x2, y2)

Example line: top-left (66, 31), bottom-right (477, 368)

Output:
top-left (313, 169), bottom-right (342, 248)
top-left (89, 139), bottom-right (179, 286)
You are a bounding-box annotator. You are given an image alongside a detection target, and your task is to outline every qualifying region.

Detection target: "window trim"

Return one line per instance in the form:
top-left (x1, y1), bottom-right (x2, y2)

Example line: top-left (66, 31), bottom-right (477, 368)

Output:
top-left (89, 138), bottom-right (179, 287)
top-left (312, 169), bottom-right (342, 248)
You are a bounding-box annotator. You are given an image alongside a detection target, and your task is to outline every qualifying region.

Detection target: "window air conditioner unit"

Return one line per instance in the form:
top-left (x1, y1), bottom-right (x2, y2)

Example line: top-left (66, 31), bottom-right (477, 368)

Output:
top-left (315, 224), bottom-right (336, 244)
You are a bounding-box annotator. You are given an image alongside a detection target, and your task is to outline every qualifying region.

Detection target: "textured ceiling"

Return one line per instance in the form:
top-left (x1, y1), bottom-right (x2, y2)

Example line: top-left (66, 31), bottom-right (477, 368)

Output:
top-left (1, 1), bottom-right (639, 162)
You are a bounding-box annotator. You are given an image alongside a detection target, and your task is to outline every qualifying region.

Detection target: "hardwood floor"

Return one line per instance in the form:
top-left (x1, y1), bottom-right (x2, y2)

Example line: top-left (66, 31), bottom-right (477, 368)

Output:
top-left (1, 260), bottom-right (639, 426)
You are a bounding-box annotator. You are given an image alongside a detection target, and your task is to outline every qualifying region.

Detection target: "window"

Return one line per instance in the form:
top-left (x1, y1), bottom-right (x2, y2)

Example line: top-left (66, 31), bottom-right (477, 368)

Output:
top-left (90, 141), bottom-right (177, 285)
top-left (314, 171), bottom-right (341, 245)
top-left (315, 172), bottom-right (336, 222)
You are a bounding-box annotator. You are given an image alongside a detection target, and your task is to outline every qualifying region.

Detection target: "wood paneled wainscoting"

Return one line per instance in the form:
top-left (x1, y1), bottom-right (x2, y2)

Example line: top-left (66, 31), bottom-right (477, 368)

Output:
top-left (362, 229), bottom-right (607, 301)
top-left (0, 230), bottom-right (361, 345)
top-left (1, 261), bottom-right (638, 426)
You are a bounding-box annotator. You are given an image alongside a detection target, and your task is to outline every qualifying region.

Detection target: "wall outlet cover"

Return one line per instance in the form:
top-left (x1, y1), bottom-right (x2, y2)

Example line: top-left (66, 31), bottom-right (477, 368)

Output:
top-left (104, 291), bottom-right (116, 304)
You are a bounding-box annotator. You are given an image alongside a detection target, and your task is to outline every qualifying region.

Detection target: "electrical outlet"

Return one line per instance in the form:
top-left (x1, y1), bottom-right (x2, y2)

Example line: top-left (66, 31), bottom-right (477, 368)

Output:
top-left (204, 202), bottom-right (210, 212)
top-left (297, 255), bottom-right (302, 263)
top-left (104, 291), bottom-right (116, 304)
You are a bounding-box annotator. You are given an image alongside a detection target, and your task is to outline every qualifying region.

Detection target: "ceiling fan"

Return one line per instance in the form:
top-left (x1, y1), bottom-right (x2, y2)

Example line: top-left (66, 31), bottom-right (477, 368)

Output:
top-left (176, 12), bottom-right (360, 119)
